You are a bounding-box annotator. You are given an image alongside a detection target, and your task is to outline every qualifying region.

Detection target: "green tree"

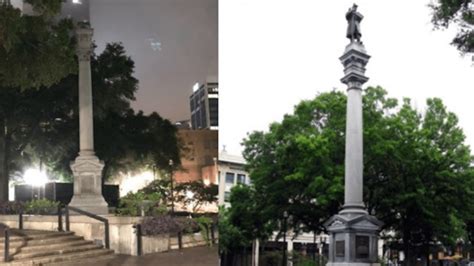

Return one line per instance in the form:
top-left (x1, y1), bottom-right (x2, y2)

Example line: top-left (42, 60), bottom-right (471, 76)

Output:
top-left (430, 0), bottom-right (474, 55)
top-left (0, 0), bottom-right (76, 89)
top-left (242, 90), bottom-right (347, 238)
top-left (237, 86), bottom-right (474, 265)
top-left (367, 97), bottom-right (474, 265)
top-left (0, 0), bottom-right (76, 201)
top-left (175, 180), bottom-right (218, 213)
top-left (219, 185), bottom-right (274, 256)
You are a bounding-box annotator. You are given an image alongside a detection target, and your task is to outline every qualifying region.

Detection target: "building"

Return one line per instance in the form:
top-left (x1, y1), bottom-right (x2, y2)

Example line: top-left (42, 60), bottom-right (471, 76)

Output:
top-left (189, 76), bottom-right (218, 130)
top-left (217, 149), bottom-right (250, 206)
top-left (173, 129), bottom-right (218, 184)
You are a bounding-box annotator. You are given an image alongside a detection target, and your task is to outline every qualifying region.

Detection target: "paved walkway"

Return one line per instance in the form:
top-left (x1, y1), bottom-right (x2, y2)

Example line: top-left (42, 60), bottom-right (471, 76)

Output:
top-left (95, 246), bottom-right (218, 266)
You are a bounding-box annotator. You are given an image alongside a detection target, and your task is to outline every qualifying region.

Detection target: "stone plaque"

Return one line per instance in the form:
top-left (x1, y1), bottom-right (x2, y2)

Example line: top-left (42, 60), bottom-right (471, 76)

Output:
top-left (81, 175), bottom-right (95, 194)
top-left (356, 235), bottom-right (370, 259)
top-left (335, 240), bottom-right (345, 257)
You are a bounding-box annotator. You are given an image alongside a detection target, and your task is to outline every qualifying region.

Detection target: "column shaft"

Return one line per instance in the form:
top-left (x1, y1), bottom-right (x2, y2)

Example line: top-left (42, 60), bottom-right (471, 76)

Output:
top-left (78, 59), bottom-right (94, 153)
top-left (344, 88), bottom-right (364, 208)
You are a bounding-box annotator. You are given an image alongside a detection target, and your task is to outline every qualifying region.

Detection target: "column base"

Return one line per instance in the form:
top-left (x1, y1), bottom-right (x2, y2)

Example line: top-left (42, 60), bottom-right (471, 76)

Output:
top-left (69, 194), bottom-right (109, 215)
top-left (69, 153), bottom-right (109, 215)
top-left (324, 211), bottom-right (383, 265)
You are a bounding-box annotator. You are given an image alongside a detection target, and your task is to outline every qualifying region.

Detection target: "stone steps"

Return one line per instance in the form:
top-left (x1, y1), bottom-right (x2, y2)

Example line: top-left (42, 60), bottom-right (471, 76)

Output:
top-left (1, 248), bottom-right (114, 266)
top-left (0, 235), bottom-right (83, 249)
top-left (0, 230), bottom-right (114, 266)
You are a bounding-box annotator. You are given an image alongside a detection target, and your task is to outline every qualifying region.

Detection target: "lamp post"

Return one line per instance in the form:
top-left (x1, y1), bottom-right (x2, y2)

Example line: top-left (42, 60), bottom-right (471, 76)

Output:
top-left (213, 157), bottom-right (218, 184)
top-left (282, 210), bottom-right (289, 266)
top-left (169, 159), bottom-right (174, 214)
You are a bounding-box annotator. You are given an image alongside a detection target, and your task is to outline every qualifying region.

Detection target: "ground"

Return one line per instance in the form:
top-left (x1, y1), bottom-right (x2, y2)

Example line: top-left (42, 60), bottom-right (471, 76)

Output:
top-left (97, 246), bottom-right (218, 266)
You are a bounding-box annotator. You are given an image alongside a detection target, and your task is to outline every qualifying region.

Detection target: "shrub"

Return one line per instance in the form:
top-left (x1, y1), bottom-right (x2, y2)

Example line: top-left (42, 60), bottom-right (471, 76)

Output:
top-left (24, 199), bottom-right (59, 215)
top-left (116, 191), bottom-right (164, 216)
top-left (174, 216), bottom-right (199, 234)
top-left (0, 201), bottom-right (25, 215)
top-left (141, 215), bottom-right (181, 235)
top-left (194, 216), bottom-right (213, 245)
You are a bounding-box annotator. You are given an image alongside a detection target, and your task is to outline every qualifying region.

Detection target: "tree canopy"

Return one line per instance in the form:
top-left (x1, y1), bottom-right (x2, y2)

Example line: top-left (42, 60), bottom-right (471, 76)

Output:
top-left (430, 0), bottom-right (474, 55)
top-left (224, 86), bottom-right (474, 263)
top-left (0, 0), bottom-right (76, 89)
top-left (0, 42), bottom-right (181, 201)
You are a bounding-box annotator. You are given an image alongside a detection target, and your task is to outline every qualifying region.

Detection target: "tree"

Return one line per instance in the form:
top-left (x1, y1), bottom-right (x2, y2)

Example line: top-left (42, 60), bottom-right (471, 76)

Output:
top-left (0, 0), bottom-right (76, 89)
top-left (218, 185), bottom-right (274, 262)
top-left (175, 180), bottom-right (218, 213)
top-left (366, 96), bottom-right (474, 265)
top-left (237, 86), bottom-right (474, 265)
top-left (0, 43), bottom-right (180, 201)
top-left (0, 0), bottom-right (76, 201)
top-left (242, 90), bottom-right (347, 238)
top-left (33, 43), bottom-right (181, 183)
top-left (430, 0), bottom-right (474, 55)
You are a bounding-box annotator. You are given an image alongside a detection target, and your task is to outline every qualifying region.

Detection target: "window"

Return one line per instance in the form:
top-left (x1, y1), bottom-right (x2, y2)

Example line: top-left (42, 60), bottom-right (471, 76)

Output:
top-left (225, 173), bottom-right (235, 184)
top-left (224, 191), bottom-right (231, 202)
top-left (237, 174), bottom-right (245, 184)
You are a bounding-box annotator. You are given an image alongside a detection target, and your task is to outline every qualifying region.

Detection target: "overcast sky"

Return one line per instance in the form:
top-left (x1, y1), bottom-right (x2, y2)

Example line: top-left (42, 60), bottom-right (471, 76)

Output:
top-left (90, 0), bottom-right (217, 122)
top-left (219, 0), bottom-right (473, 156)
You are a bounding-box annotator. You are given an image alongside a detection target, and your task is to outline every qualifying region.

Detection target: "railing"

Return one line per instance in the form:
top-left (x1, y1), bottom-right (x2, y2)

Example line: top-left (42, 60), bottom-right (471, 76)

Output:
top-left (3, 227), bottom-right (10, 262)
top-left (132, 224), bottom-right (142, 256)
top-left (62, 206), bottom-right (110, 249)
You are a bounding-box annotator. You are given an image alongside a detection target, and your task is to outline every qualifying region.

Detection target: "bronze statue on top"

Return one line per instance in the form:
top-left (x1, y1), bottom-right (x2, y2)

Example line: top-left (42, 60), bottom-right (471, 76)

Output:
top-left (346, 4), bottom-right (363, 43)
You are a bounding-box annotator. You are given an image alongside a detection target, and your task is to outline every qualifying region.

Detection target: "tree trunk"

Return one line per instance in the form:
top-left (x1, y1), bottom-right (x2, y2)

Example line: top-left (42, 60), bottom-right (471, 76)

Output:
top-left (424, 244), bottom-right (430, 266)
top-left (403, 230), bottom-right (411, 266)
top-left (0, 118), bottom-right (8, 201)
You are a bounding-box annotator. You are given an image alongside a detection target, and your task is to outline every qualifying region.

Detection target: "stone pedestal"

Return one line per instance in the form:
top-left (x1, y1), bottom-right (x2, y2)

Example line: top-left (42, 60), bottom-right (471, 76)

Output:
top-left (325, 213), bottom-right (383, 266)
top-left (69, 23), bottom-right (108, 215)
top-left (324, 41), bottom-right (382, 266)
top-left (69, 154), bottom-right (108, 214)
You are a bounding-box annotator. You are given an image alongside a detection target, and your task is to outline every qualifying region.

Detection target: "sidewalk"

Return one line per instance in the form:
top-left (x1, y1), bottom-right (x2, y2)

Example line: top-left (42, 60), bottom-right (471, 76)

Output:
top-left (95, 246), bottom-right (218, 266)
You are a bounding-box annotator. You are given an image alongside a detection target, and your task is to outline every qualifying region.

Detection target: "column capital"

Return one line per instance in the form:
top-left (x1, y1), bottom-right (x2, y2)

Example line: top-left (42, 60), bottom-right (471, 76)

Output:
top-left (340, 42), bottom-right (370, 89)
top-left (76, 24), bottom-right (93, 61)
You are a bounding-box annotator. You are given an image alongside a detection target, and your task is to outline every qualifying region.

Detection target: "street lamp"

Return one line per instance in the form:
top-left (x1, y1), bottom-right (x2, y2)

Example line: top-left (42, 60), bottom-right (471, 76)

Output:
top-left (169, 159), bottom-right (174, 214)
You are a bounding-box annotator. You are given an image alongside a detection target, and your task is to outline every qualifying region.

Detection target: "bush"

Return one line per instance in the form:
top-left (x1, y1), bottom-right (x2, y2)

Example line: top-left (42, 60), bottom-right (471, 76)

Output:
top-left (0, 201), bottom-right (25, 215)
top-left (175, 216), bottom-right (199, 234)
top-left (194, 216), bottom-right (213, 245)
top-left (24, 199), bottom-right (59, 215)
top-left (116, 191), bottom-right (165, 216)
top-left (141, 215), bottom-right (181, 235)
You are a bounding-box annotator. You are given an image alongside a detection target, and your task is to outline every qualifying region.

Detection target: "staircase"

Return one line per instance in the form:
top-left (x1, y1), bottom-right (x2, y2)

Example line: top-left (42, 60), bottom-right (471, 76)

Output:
top-left (0, 229), bottom-right (115, 266)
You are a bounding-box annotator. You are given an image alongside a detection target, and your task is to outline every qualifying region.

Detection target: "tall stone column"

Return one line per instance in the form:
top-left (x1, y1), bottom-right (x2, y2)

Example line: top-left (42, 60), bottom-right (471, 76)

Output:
top-left (324, 4), bottom-right (382, 266)
top-left (69, 23), bottom-right (109, 215)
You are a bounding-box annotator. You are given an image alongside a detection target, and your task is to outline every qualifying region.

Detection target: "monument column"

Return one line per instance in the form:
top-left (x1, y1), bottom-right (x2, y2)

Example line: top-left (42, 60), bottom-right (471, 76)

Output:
top-left (69, 23), bottom-right (109, 215)
top-left (324, 4), bottom-right (382, 266)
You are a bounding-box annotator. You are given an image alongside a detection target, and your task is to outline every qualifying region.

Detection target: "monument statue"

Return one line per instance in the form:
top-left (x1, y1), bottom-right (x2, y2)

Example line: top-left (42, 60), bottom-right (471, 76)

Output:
top-left (324, 4), bottom-right (382, 266)
top-left (346, 4), bottom-right (363, 43)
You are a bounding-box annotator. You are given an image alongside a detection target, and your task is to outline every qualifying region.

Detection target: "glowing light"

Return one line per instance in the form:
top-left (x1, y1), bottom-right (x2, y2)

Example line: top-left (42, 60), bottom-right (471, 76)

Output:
top-left (23, 168), bottom-right (48, 187)
top-left (147, 38), bottom-right (162, 51)
top-left (203, 179), bottom-right (210, 186)
top-left (186, 190), bottom-right (195, 199)
top-left (72, 0), bottom-right (82, 4)
top-left (120, 171), bottom-right (154, 197)
top-left (192, 82), bottom-right (199, 92)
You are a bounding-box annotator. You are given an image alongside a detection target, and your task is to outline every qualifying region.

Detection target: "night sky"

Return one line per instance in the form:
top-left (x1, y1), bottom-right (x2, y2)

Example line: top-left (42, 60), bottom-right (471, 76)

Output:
top-left (90, 0), bottom-right (217, 122)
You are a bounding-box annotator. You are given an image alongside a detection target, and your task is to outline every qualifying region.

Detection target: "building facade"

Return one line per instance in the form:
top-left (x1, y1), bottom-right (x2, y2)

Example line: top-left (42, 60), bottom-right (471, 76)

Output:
top-left (190, 76), bottom-right (218, 130)
top-left (173, 129), bottom-right (218, 184)
top-left (217, 150), bottom-right (250, 207)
